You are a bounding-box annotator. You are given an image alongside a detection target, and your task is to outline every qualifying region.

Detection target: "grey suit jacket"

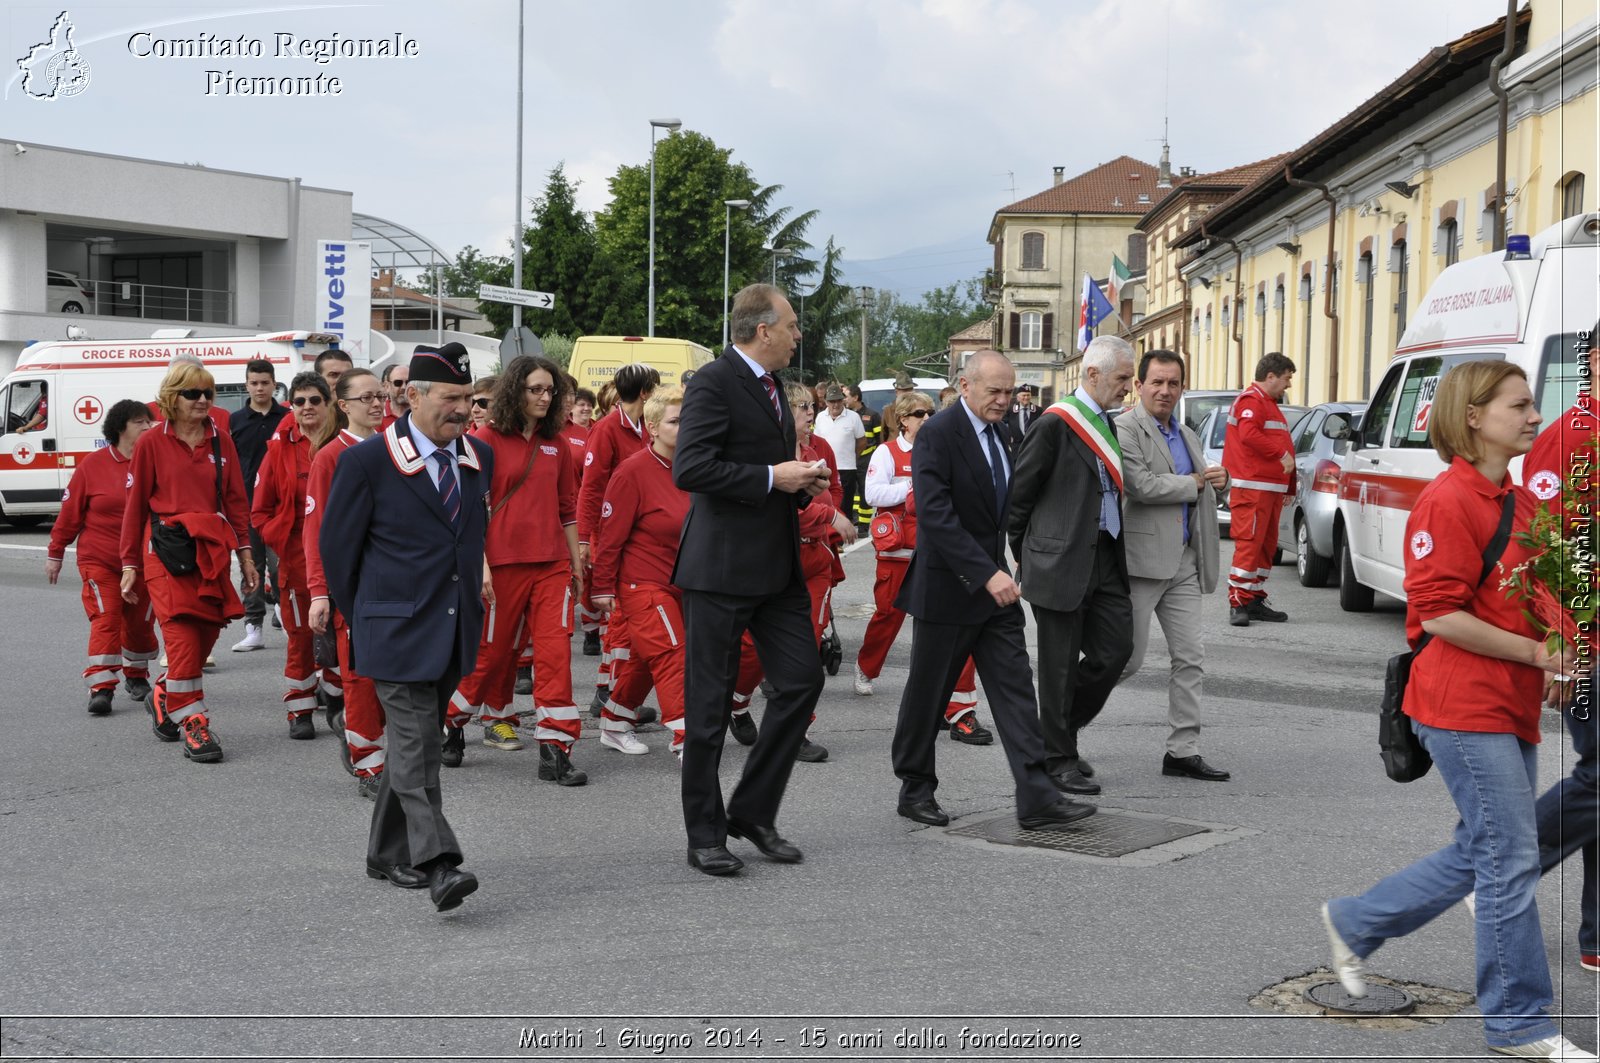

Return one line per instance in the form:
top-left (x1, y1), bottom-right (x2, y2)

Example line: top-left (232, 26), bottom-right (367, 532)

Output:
top-left (1115, 403), bottom-right (1225, 594)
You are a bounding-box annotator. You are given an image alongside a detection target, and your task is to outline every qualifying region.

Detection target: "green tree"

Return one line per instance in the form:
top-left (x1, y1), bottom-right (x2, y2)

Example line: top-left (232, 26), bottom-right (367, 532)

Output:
top-left (520, 163), bottom-right (619, 339)
top-left (787, 238), bottom-right (857, 384)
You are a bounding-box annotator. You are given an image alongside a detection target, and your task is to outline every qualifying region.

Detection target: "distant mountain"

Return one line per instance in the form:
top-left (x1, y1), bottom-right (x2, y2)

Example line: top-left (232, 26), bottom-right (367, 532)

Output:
top-left (839, 238), bottom-right (991, 301)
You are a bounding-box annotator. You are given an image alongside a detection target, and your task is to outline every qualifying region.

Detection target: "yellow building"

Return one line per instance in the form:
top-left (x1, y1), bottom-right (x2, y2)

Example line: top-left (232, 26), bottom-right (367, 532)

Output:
top-left (1160, 1), bottom-right (1594, 405)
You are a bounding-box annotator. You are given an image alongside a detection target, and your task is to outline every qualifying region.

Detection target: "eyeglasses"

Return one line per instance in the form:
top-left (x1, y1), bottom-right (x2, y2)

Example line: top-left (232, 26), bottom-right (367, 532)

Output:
top-left (525, 385), bottom-right (556, 398)
top-left (291, 394), bottom-right (325, 407)
top-left (472, 397), bottom-right (491, 409)
top-left (792, 402), bottom-right (814, 411)
top-left (178, 388), bottom-right (215, 401)
top-left (346, 392), bottom-right (384, 406)
top-left (905, 409), bottom-right (931, 419)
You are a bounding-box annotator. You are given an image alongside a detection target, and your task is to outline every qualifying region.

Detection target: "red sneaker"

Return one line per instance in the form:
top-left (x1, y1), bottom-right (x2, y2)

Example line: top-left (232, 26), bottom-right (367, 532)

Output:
top-left (1583, 953), bottom-right (1599, 973)
top-left (181, 713), bottom-right (223, 763)
top-left (146, 685), bottom-right (179, 743)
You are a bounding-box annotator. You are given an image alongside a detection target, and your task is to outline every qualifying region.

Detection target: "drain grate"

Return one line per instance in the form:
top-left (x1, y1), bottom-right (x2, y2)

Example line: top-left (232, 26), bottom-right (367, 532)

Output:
top-left (946, 809), bottom-right (1210, 858)
top-left (1303, 980), bottom-right (1415, 1016)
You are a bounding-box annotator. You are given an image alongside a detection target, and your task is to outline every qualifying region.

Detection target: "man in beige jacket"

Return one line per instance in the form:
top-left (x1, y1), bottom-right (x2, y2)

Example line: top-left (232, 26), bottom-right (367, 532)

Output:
top-left (1114, 350), bottom-right (1232, 781)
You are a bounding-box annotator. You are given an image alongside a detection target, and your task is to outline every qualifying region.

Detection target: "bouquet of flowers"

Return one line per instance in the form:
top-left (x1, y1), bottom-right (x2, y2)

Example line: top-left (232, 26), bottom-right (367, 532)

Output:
top-left (1501, 449), bottom-right (1597, 678)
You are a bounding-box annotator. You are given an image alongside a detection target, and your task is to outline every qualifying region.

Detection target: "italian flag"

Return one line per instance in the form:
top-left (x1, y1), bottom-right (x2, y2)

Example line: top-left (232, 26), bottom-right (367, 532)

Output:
top-left (1107, 254), bottom-right (1132, 305)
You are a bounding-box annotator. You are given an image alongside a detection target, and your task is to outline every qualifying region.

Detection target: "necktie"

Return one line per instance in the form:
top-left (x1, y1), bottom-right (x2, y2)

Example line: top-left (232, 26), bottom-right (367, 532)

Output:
top-left (984, 423), bottom-right (1007, 514)
top-left (432, 450), bottom-right (461, 527)
top-left (760, 373), bottom-right (782, 422)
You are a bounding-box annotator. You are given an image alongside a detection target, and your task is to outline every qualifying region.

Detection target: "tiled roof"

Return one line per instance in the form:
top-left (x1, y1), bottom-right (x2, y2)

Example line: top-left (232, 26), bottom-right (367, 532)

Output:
top-left (996, 155), bottom-right (1172, 217)
top-left (1177, 153), bottom-right (1292, 190)
top-left (950, 315), bottom-right (997, 342)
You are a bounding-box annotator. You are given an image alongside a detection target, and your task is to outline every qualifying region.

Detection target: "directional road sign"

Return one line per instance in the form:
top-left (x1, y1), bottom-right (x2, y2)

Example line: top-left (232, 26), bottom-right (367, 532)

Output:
top-left (478, 283), bottom-right (554, 310)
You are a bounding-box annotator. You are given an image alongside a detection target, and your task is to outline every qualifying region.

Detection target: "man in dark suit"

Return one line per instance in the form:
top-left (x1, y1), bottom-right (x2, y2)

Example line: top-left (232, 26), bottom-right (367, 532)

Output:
top-left (673, 283), bottom-right (832, 876)
top-left (1009, 335), bottom-right (1136, 796)
top-left (1004, 383), bottom-right (1039, 448)
top-left (321, 342), bottom-right (494, 912)
top-left (889, 349), bottom-right (1096, 831)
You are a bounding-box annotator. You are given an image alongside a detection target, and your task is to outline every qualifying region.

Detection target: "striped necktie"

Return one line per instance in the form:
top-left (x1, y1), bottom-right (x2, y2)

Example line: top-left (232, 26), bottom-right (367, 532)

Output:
top-left (760, 373), bottom-right (782, 421)
top-left (432, 450), bottom-right (461, 527)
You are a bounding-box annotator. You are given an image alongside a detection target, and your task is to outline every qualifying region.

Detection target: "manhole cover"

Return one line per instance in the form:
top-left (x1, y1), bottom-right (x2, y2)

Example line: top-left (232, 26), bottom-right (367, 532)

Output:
top-left (946, 810), bottom-right (1209, 858)
top-left (1303, 980), bottom-right (1415, 1016)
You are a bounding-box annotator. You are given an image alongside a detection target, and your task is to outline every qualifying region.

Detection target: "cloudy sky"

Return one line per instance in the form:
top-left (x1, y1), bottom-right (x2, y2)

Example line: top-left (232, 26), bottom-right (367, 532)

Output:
top-left (4, 0), bottom-right (1520, 296)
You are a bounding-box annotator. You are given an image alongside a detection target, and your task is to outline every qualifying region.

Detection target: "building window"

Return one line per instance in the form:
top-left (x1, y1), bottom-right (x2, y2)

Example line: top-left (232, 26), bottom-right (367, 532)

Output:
top-left (1561, 172), bottom-right (1586, 221)
top-left (1020, 311), bottom-right (1042, 350)
top-left (1274, 283), bottom-right (1286, 353)
top-left (1020, 231), bottom-right (1045, 270)
top-left (1393, 240), bottom-right (1409, 341)
top-left (1360, 253), bottom-right (1375, 398)
top-left (1204, 308), bottom-right (1212, 335)
top-left (1439, 219), bottom-right (1459, 266)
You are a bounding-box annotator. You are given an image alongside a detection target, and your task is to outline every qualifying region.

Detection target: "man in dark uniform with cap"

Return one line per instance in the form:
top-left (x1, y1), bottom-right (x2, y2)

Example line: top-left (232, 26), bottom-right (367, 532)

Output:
top-left (321, 342), bottom-right (495, 912)
top-left (1005, 383), bottom-right (1039, 449)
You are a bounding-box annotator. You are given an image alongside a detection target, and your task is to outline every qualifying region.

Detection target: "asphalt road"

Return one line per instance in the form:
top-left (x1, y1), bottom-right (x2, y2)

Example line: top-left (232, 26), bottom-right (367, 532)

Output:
top-left (1, 520), bottom-right (1594, 1062)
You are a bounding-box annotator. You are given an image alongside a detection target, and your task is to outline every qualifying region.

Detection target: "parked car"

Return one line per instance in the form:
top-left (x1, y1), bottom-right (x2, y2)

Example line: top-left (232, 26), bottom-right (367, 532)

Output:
top-left (1177, 388), bottom-right (1239, 434)
top-left (1199, 404), bottom-right (1309, 557)
top-left (47, 270), bottom-right (91, 314)
top-left (1280, 401), bottom-right (1367, 587)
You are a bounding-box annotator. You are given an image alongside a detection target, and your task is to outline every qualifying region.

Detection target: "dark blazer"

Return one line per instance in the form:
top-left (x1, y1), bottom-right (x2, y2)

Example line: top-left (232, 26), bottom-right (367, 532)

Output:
top-left (1005, 404), bottom-right (1039, 448)
top-left (672, 347), bottom-right (805, 596)
top-left (894, 402), bottom-right (1012, 625)
top-left (320, 415), bottom-right (494, 683)
top-left (1008, 409), bottom-right (1126, 613)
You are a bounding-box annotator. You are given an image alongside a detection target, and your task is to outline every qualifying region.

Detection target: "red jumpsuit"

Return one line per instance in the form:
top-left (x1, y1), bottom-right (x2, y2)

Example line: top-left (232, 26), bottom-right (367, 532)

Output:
top-left (591, 446), bottom-right (690, 751)
top-left (1220, 383), bottom-right (1295, 607)
top-left (306, 429), bottom-right (387, 778)
top-left (450, 425), bottom-right (581, 747)
top-left (252, 424), bottom-right (337, 721)
top-left (856, 436), bottom-right (979, 722)
top-left (50, 446), bottom-right (159, 694)
top-left (579, 408), bottom-right (651, 698)
top-left (563, 421), bottom-right (601, 638)
top-left (119, 420), bottom-right (249, 728)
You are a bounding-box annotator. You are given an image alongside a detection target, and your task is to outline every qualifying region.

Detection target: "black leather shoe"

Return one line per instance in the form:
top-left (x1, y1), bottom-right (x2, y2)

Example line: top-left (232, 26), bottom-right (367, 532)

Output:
top-left (687, 845), bottom-right (744, 876)
top-left (288, 713), bottom-right (315, 740)
top-left (1228, 606), bottom-right (1251, 627)
top-left (1018, 798), bottom-right (1098, 831)
top-left (87, 690), bottom-right (113, 716)
top-left (796, 738), bottom-right (829, 763)
top-left (537, 743), bottom-right (587, 786)
top-left (440, 726), bottom-right (465, 768)
top-left (727, 817), bottom-right (802, 863)
top-left (1247, 598), bottom-right (1288, 622)
top-left (728, 711), bottom-right (758, 747)
top-left (948, 716), bottom-right (994, 745)
top-left (582, 630), bottom-right (602, 657)
top-left (365, 858), bottom-right (427, 889)
top-left (124, 676), bottom-right (152, 703)
top-left (897, 799), bottom-right (950, 826)
top-left (428, 864), bottom-right (479, 911)
top-left (1051, 765), bottom-right (1102, 795)
top-left (1073, 757), bottom-right (1095, 778)
top-left (1163, 753), bottom-right (1232, 781)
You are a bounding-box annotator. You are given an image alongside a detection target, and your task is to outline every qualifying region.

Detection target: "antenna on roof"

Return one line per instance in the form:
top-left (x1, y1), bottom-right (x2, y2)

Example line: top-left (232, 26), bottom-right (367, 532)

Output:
top-left (995, 170), bottom-right (1016, 198)
top-left (1157, 0), bottom-right (1173, 189)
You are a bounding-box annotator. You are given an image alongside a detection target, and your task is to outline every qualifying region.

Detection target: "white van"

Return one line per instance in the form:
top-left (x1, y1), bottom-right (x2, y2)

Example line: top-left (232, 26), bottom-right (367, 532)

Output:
top-left (0, 331), bottom-right (337, 525)
top-left (1334, 212), bottom-right (1598, 611)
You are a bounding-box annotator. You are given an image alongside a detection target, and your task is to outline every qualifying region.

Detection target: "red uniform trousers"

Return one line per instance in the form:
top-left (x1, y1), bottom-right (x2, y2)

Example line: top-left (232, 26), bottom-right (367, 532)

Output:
top-left (334, 612), bottom-right (386, 777)
top-left (451, 560), bottom-right (580, 748)
top-left (78, 560), bottom-right (159, 692)
top-left (601, 582), bottom-right (687, 751)
top-left (276, 546), bottom-right (337, 721)
top-left (855, 557), bottom-right (978, 722)
top-left (1226, 488), bottom-right (1286, 607)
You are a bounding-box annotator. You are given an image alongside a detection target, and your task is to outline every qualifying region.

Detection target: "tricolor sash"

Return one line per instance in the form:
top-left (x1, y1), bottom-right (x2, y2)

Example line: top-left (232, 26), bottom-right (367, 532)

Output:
top-left (1045, 398), bottom-right (1123, 492)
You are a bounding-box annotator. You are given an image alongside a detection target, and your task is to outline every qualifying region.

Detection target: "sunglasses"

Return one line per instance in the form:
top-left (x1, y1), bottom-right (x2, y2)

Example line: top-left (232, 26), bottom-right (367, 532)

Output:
top-left (390, 379), bottom-right (408, 388)
top-left (291, 394), bottom-right (325, 407)
top-left (472, 397), bottom-right (491, 409)
top-left (178, 388), bottom-right (215, 401)
top-left (905, 409), bottom-right (931, 419)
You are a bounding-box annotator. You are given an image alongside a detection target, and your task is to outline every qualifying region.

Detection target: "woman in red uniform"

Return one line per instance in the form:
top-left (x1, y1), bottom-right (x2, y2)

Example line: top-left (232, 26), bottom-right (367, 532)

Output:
top-left (591, 385), bottom-right (688, 757)
top-left (853, 391), bottom-right (991, 743)
top-left (48, 399), bottom-right (160, 715)
top-left (1322, 361), bottom-right (1584, 1061)
top-left (252, 371), bottom-right (337, 740)
top-left (119, 361), bottom-right (255, 763)
top-left (445, 355), bottom-right (586, 785)
top-left (306, 368), bottom-right (388, 799)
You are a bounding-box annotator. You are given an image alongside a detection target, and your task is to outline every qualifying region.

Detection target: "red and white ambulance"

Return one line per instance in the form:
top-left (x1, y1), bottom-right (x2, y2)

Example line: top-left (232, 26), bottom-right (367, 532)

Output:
top-left (0, 331), bottom-right (339, 525)
top-left (1334, 212), bottom-right (1598, 610)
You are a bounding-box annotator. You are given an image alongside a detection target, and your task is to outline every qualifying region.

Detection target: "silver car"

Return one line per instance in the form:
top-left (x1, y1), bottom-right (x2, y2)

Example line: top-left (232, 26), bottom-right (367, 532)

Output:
top-left (1281, 401), bottom-right (1367, 587)
top-left (1199, 404), bottom-right (1309, 558)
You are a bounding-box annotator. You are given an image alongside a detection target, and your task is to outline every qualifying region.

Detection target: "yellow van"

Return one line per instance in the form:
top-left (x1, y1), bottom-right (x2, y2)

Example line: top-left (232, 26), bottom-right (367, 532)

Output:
top-left (567, 336), bottom-right (714, 392)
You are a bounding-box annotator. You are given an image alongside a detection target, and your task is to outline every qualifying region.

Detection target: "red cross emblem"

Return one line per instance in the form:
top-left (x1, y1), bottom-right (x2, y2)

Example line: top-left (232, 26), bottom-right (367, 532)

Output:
top-left (14, 445), bottom-right (32, 463)
top-left (74, 396), bottom-right (103, 425)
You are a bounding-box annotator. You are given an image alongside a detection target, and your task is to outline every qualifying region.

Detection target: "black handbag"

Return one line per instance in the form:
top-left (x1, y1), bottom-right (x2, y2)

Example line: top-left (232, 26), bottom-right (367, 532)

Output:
top-left (1379, 494), bottom-right (1515, 782)
top-left (149, 434), bottom-right (224, 577)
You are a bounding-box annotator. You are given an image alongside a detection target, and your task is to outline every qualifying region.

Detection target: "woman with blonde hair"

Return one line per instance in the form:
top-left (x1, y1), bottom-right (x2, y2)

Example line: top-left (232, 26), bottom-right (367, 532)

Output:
top-left (1322, 360), bottom-right (1588, 1062)
top-left (119, 361), bottom-right (256, 763)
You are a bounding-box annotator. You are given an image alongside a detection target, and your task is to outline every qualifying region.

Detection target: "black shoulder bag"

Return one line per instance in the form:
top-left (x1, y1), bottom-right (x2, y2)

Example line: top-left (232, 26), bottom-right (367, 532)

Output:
top-left (149, 434), bottom-right (224, 577)
top-left (1378, 493), bottom-right (1515, 782)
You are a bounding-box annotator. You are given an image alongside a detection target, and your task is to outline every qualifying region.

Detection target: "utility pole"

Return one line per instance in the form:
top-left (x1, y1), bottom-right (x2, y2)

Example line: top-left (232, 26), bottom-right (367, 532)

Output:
top-left (857, 285), bottom-right (874, 383)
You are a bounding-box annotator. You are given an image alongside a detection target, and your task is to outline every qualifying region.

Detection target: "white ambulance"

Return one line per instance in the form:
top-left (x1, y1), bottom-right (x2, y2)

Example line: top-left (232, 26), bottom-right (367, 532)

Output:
top-left (1334, 212), bottom-right (1598, 611)
top-left (0, 331), bottom-right (339, 525)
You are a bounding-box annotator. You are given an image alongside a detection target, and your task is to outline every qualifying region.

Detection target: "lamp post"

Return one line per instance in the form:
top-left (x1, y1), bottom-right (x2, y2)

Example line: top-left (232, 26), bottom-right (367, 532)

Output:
top-left (722, 198), bottom-right (750, 348)
top-left (647, 117), bottom-right (682, 337)
top-left (857, 285), bottom-right (874, 383)
top-left (764, 245), bottom-right (796, 288)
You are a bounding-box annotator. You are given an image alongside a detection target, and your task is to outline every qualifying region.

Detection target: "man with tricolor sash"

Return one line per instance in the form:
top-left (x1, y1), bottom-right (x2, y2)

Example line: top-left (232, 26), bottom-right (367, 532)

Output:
top-left (1220, 352), bottom-right (1297, 626)
top-left (1009, 336), bottom-right (1137, 796)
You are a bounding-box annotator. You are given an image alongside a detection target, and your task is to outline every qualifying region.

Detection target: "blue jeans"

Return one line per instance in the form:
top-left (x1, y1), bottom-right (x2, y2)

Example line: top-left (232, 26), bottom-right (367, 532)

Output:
top-left (1535, 674), bottom-right (1598, 954)
top-left (1328, 722), bottom-right (1556, 1048)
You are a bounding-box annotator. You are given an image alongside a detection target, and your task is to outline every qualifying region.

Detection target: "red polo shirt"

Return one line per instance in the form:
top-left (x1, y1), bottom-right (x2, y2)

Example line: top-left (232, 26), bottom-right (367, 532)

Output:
top-left (591, 447), bottom-right (687, 596)
top-left (471, 424), bottom-right (578, 567)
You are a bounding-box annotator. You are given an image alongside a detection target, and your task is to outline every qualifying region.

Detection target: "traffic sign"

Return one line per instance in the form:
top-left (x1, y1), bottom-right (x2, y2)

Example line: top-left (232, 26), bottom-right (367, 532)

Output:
top-left (501, 327), bottom-right (544, 359)
top-left (478, 283), bottom-right (554, 310)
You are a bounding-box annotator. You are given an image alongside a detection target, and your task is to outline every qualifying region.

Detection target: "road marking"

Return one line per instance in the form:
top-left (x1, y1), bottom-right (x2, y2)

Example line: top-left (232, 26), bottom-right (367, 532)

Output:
top-left (0, 543), bottom-right (69, 553)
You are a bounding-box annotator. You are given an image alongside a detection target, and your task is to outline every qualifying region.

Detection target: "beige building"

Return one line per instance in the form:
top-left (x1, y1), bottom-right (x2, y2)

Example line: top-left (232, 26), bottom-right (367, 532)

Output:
top-left (986, 155), bottom-right (1171, 393)
top-left (1161, 1), bottom-right (1595, 405)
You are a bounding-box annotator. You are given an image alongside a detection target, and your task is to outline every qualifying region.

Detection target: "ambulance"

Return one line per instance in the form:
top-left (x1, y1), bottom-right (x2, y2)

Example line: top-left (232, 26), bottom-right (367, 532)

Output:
top-left (0, 331), bottom-right (340, 525)
top-left (566, 335), bottom-right (715, 393)
top-left (1334, 211), bottom-right (1598, 611)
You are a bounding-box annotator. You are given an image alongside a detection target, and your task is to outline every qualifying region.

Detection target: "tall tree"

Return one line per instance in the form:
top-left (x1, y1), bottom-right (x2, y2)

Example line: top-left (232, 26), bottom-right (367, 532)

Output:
top-left (520, 162), bottom-right (615, 339)
top-left (786, 238), bottom-right (855, 384)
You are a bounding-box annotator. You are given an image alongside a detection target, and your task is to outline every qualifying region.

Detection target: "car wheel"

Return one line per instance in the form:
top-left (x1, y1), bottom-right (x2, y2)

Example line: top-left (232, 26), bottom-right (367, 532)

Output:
top-left (62, 302), bottom-right (83, 313)
top-left (1337, 532), bottom-right (1375, 612)
top-left (1297, 519), bottom-right (1333, 587)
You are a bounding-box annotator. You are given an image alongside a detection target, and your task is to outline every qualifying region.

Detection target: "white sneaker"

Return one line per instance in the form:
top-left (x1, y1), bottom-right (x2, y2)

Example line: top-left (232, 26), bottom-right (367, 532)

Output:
top-left (1490, 1035), bottom-right (1599, 1061)
top-left (853, 669), bottom-right (873, 696)
top-left (231, 623), bottom-right (264, 652)
top-left (1320, 902), bottom-right (1367, 998)
top-left (600, 729), bottom-right (649, 755)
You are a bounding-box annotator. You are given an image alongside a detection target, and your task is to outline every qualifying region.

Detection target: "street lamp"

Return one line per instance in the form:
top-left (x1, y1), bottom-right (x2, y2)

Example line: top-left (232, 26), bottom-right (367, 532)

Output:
top-left (647, 117), bottom-right (682, 337)
top-left (764, 245), bottom-right (796, 288)
top-left (857, 285), bottom-right (874, 383)
top-left (722, 198), bottom-right (750, 348)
